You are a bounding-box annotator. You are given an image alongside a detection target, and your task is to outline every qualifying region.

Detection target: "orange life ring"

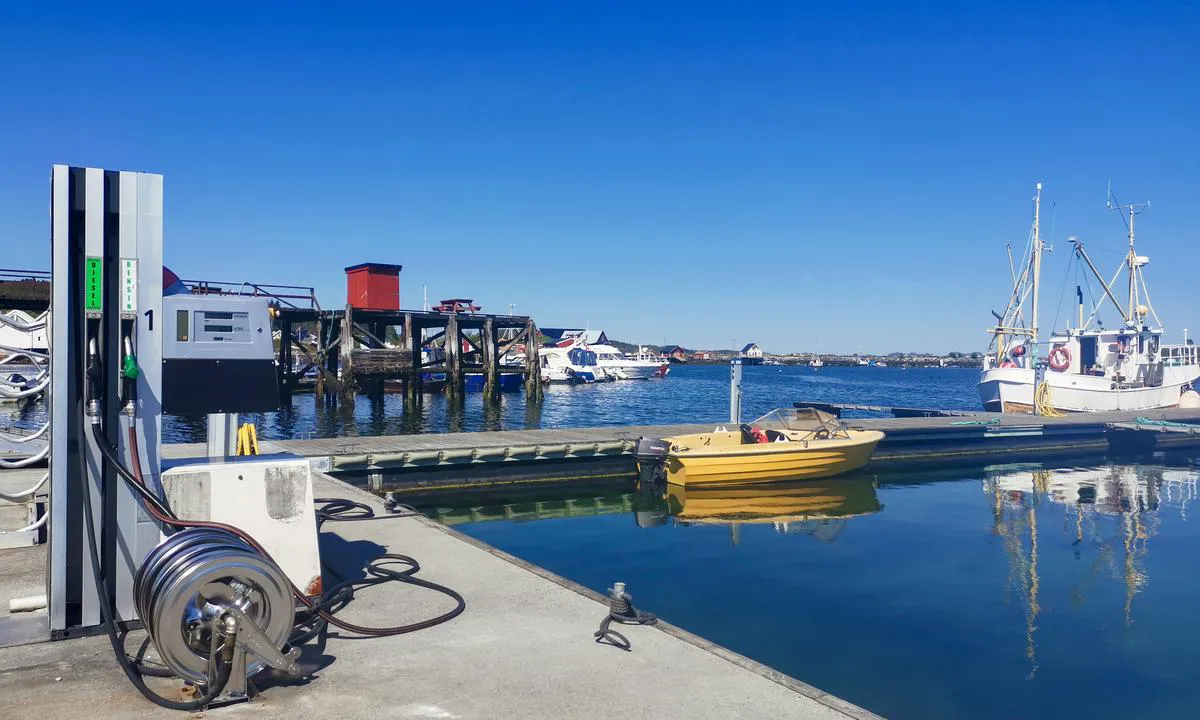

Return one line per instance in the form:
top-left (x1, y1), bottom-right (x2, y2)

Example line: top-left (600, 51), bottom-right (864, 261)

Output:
top-left (1048, 346), bottom-right (1071, 372)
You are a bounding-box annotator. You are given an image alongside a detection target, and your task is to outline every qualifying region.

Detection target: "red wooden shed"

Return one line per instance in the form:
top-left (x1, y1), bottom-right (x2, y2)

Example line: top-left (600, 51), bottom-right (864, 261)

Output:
top-left (345, 263), bottom-right (402, 311)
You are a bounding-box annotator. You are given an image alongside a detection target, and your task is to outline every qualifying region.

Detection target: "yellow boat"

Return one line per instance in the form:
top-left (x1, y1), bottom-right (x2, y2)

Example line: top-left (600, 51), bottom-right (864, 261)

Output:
top-left (666, 479), bottom-right (882, 524)
top-left (639, 408), bottom-right (884, 487)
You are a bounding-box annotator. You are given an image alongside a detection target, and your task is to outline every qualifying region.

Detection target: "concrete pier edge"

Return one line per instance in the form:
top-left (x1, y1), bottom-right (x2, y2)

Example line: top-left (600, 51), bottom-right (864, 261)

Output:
top-left (322, 470), bottom-right (883, 720)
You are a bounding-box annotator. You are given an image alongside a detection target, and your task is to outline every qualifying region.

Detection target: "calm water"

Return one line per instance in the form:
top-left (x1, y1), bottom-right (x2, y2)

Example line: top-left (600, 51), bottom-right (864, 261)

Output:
top-left (156, 365), bottom-right (979, 442)
top-left (443, 457), bottom-right (1200, 719)
top-left (4, 365), bottom-right (979, 442)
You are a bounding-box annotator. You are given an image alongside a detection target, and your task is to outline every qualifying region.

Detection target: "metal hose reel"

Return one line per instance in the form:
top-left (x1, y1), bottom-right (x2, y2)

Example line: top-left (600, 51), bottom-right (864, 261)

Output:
top-left (134, 528), bottom-right (300, 700)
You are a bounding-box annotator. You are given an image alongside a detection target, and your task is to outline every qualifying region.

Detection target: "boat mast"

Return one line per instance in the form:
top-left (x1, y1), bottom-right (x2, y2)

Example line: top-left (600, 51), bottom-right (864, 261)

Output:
top-left (1030, 183), bottom-right (1044, 348)
top-left (1105, 191), bottom-right (1150, 327)
top-left (1126, 205), bottom-right (1136, 321)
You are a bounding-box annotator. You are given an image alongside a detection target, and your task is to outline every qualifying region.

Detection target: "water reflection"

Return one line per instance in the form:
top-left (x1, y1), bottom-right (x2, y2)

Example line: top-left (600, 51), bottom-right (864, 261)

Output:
top-left (664, 479), bottom-right (882, 544)
top-left (418, 476), bottom-right (884, 547)
top-left (983, 463), bottom-right (1199, 678)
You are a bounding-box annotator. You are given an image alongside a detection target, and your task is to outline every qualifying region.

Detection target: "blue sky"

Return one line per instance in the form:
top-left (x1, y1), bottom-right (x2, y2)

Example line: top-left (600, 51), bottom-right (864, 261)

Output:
top-left (2, 2), bottom-right (1197, 353)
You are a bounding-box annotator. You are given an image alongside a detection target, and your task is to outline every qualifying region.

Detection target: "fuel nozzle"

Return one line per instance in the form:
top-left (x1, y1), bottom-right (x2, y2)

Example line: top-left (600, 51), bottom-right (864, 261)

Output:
top-left (121, 336), bottom-right (139, 415)
top-left (86, 338), bottom-right (101, 423)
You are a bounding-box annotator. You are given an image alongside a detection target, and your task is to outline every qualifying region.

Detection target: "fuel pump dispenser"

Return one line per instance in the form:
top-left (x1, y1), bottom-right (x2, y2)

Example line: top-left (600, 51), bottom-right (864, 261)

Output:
top-left (48, 165), bottom-right (463, 710)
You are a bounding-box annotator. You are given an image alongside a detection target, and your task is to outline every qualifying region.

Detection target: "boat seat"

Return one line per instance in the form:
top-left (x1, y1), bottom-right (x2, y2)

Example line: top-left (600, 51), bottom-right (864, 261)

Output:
top-left (739, 424), bottom-right (757, 444)
top-left (764, 430), bottom-right (790, 443)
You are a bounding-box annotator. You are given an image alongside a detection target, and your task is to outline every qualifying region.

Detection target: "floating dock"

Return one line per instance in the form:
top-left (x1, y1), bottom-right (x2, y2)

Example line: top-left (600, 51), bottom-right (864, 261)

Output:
top-left (248, 408), bottom-right (1200, 494)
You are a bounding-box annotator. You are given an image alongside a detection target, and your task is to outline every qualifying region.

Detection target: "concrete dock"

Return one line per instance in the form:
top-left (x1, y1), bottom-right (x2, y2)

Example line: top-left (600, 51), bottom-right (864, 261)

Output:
top-left (0, 469), bottom-right (875, 719)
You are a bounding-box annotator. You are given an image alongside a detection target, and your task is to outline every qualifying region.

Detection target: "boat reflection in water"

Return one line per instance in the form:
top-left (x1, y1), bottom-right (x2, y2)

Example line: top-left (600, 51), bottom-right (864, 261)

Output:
top-left (646, 477), bottom-right (882, 544)
top-left (983, 462), bottom-right (1198, 678)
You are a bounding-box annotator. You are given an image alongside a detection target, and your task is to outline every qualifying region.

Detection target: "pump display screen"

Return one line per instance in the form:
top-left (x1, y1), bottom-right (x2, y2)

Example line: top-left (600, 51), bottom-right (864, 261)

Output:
top-left (194, 311), bottom-right (252, 343)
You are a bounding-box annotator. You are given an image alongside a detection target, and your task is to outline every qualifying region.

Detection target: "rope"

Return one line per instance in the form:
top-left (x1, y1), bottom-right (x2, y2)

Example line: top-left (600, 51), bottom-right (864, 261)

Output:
top-left (951, 418), bottom-right (1001, 426)
top-left (1035, 382), bottom-right (1064, 417)
top-left (593, 586), bottom-right (658, 651)
top-left (0, 442), bottom-right (49, 468)
top-left (1134, 417), bottom-right (1200, 429)
top-left (0, 423), bottom-right (49, 443)
top-left (0, 471), bottom-right (48, 502)
top-left (0, 510), bottom-right (47, 534)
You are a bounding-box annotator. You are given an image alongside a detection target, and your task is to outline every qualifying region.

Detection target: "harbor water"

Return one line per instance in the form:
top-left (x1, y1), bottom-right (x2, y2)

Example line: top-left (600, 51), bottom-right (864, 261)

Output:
top-left (157, 365), bottom-right (981, 443)
top-left (439, 456), bottom-right (1200, 720)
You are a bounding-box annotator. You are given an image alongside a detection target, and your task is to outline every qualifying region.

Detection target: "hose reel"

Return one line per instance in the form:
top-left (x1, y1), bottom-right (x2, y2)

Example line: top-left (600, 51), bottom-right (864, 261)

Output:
top-left (134, 528), bottom-right (300, 701)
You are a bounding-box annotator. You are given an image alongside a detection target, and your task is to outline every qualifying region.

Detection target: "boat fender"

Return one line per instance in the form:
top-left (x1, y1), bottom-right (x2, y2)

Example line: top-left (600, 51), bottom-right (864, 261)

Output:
top-left (1048, 346), bottom-right (1071, 372)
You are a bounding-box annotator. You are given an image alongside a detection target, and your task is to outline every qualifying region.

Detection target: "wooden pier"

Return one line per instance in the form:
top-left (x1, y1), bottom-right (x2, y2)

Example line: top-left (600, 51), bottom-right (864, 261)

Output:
top-left (275, 306), bottom-right (544, 406)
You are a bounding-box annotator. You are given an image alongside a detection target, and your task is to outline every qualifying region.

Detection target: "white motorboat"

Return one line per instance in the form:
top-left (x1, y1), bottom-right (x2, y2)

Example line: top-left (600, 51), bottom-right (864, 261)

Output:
top-left (979, 183), bottom-right (1200, 413)
top-left (593, 345), bottom-right (669, 380)
top-left (539, 340), bottom-right (608, 383)
top-left (809, 355), bottom-right (824, 369)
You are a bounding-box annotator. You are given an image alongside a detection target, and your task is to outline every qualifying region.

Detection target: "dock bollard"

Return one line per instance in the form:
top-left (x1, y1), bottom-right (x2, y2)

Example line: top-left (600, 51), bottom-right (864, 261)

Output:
top-left (593, 581), bottom-right (658, 651)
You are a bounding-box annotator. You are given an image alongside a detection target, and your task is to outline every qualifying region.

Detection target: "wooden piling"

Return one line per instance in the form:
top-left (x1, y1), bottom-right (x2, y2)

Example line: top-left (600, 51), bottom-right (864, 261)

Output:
top-left (274, 305), bottom-right (536, 409)
top-left (482, 317), bottom-right (498, 400)
top-left (405, 312), bottom-right (421, 404)
top-left (314, 318), bottom-right (328, 406)
top-left (445, 313), bottom-right (462, 399)
top-left (339, 304), bottom-right (355, 405)
top-left (525, 318), bottom-right (542, 401)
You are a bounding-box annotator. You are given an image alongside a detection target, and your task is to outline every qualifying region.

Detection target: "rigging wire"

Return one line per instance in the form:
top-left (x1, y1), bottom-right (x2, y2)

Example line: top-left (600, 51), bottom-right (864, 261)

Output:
top-left (1049, 251), bottom-right (1075, 335)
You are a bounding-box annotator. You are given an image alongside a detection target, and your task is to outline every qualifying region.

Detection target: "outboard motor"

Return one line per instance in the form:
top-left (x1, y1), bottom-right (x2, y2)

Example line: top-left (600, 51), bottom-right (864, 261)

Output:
top-left (634, 437), bottom-right (669, 488)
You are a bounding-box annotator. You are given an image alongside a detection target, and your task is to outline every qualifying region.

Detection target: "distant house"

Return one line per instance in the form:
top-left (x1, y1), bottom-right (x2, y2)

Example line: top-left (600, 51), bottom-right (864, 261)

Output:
top-left (662, 345), bottom-right (690, 363)
top-left (691, 351), bottom-right (711, 361)
top-left (740, 342), bottom-right (764, 366)
top-left (541, 328), bottom-right (611, 346)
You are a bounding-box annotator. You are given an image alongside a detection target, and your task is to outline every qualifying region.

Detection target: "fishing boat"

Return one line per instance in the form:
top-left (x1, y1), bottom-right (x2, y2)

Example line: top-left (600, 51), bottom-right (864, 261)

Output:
top-left (979, 183), bottom-right (1200, 413)
top-left (636, 408), bottom-right (884, 487)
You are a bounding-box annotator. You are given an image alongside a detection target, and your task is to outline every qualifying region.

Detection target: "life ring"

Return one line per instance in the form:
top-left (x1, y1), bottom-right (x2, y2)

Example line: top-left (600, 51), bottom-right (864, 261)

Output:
top-left (1048, 346), bottom-right (1071, 372)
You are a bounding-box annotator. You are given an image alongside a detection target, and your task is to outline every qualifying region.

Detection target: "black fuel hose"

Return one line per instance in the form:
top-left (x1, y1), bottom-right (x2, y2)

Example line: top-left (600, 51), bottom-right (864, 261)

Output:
top-left (90, 424), bottom-right (465, 643)
top-left (79, 407), bottom-right (231, 710)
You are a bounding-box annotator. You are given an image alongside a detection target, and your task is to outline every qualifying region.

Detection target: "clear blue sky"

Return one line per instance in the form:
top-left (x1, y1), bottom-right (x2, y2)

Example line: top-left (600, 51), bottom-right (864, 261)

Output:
top-left (2, 2), bottom-right (1197, 353)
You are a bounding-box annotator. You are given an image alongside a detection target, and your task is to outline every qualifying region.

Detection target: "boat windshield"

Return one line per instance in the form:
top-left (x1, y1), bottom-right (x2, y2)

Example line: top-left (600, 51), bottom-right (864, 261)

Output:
top-left (748, 408), bottom-right (851, 440)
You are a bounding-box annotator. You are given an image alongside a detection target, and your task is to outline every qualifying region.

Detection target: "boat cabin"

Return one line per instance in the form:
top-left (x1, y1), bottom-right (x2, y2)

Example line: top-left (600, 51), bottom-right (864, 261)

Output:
top-left (986, 325), bottom-right (1196, 390)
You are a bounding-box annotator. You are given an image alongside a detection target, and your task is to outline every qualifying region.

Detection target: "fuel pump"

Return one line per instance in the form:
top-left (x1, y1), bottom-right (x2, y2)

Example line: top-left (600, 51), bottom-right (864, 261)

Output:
top-left (48, 165), bottom-right (464, 710)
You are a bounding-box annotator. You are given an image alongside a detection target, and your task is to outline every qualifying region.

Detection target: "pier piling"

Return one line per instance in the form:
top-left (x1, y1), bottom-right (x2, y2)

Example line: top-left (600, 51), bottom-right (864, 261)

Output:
top-left (273, 306), bottom-right (539, 415)
top-left (339, 304), bottom-right (356, 406)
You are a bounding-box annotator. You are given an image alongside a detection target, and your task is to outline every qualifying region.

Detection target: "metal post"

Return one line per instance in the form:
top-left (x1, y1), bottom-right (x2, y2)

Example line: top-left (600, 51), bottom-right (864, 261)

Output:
top-left (1033, 364), bottom-right (1045, 417)
top-left (207, 413), bottom-right (238, 457)
top-left (729, 358), bottom-right (743, 424)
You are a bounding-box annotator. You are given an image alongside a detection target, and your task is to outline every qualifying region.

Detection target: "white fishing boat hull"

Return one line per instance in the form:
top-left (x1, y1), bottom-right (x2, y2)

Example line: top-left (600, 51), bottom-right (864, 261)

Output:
top-left (978, 364), bottom-right (1200, 413)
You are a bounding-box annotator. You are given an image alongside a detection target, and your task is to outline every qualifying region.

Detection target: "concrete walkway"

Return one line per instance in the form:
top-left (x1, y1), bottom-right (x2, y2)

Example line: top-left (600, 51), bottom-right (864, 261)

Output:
top-left (0, 471), bottom-right (876, 719)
